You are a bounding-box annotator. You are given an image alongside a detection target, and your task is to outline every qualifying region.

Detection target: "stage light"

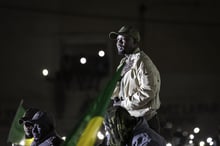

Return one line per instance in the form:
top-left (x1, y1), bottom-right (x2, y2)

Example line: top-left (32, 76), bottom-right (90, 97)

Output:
top-left (166, 142), bottom-right (172, 146)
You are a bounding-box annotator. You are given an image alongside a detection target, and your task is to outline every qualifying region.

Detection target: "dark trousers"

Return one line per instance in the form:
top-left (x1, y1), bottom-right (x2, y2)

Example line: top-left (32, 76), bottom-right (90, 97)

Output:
top-left (147, 114), bottom-right (160, 134)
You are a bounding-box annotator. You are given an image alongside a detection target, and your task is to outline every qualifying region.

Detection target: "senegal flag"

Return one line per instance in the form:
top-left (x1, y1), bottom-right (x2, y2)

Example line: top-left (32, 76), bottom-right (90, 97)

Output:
top-left (7, 100), bottom-right (26, 144)
top-left (62, 65), bottom-right (123, 146)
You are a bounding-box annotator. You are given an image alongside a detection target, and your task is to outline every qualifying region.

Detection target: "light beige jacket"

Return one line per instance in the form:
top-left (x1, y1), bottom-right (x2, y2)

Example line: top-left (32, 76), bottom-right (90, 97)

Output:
top-left (111, 48), bottom-right (161, 120)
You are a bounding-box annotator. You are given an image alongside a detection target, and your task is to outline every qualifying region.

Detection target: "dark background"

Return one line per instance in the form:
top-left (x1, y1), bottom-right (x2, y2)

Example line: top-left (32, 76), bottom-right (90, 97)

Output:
top-left (0, 0), bottom-right (220, 145)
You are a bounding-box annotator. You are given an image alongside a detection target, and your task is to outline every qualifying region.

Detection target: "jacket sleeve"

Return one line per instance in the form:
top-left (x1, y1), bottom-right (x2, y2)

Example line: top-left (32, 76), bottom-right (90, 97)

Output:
top-left (110, 58), bottom-right (126, 100)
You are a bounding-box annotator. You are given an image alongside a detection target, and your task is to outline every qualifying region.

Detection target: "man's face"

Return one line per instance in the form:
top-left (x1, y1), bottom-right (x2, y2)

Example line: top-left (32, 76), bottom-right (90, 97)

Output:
top-left (23, 122), bottom-right (34, 137)
top-left (116, 35), bottom-right (136, 55)
top-left (32, 123), bottom-right (47, 141)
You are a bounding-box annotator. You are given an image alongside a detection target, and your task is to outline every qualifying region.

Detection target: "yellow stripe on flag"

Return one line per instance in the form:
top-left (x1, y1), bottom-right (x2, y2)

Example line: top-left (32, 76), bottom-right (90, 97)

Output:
top-left (77, 116), bottom-right (103, 146)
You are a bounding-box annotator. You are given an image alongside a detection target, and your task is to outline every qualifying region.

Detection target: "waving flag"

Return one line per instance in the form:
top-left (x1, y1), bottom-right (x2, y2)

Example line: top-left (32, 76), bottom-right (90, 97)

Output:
top-left (7, 100), bottom-right (26, 144)
top-left (62, 65), bottom-right (123, 146)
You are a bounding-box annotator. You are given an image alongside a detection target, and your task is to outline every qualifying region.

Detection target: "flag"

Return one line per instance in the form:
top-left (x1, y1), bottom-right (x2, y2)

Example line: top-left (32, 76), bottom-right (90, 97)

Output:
top-left (7, 100), bottom-right (26, 144)
top-left (62, 65), bottom-right (124, 146)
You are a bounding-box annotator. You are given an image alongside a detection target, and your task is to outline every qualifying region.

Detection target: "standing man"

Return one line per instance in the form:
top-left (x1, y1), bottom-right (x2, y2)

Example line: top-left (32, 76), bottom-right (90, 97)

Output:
top-left (109, 25), bottom-right (161, 133)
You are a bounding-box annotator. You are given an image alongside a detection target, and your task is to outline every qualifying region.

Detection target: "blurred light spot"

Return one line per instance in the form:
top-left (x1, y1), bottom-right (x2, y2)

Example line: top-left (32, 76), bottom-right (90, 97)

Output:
top-left (42, 69), bottom-right (49, 76)
top-left (97, 131), bottom-right (105, 140)
top-left (194, 127), bottom-right (200, 134)
top-left (189, 140), bottom-right (193, 144)
top-left (80, 57), bottom-right (87, 64)
top-left (209, 141), bottom-right (214, 145)
top-left (166, 143), bottom-right (172, 146)
top-left (207, 137), bottom-right (213, 143)
top-left (199, 141), bottom-right (205, 146)
top-left (189, 134), bottom-right (194, 140)
top-left (62, 136), bottom-right (66, 140)
top-left (19, 139), bottom-right (25, 145)
top-left (98, 50), bottom-right (105, 57)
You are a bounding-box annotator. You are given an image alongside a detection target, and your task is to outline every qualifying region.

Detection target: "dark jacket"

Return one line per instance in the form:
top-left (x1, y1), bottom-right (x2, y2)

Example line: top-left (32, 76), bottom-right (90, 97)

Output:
top-left (103, 106), bottom-right (166, 146)
top-left (30, 131), bottom-right (63, 146)
top-left (130, 117), bottom-right (166, 146)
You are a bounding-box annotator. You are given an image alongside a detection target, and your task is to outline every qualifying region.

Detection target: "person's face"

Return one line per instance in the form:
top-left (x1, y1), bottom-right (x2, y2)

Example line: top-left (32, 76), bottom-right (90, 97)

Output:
top-left (32, 123), bottom-right (45, 141)
top-left (116, 35), bottom-right (137, 55)
top-left (23, 122), bottom-right (34, 137)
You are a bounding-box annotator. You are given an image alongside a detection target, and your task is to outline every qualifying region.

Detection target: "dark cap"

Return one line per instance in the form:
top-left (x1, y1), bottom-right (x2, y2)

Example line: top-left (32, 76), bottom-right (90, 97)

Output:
top-left (28, 111), bottom-right (54, 128)
top-left (29, 111), bottom-right (47, 123)
top-left (109, 25), bottom-right (140, 42)
top-left (19, 108), bottom-right (39, 124)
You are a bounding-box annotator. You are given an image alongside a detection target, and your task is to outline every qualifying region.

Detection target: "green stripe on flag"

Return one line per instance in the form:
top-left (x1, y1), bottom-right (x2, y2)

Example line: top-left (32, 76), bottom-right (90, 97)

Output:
top-left (7, 100), bottom-right (26, 144)
top-left (62, 65), bottom-right (123, 146)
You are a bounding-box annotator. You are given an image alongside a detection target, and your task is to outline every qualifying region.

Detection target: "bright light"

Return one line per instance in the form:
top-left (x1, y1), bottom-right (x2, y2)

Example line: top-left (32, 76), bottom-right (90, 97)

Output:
top-left (207, 137), bottom-right (213, 143)
top-left (166, 142), bottom-right (172, 146)
top-left (98, 50), bottom-right (105, 57)
top-left (209, 141), bottom-right (214, 145)
top-left (194, 127), bottom-right (200, 134)
top-left (19, 139), bottom-right (25, 145)
top-left (62, 136), bottom-right (66, 140)
top-left (97, 131), bottom-right (105, 140)
top-left (199, 141), bottom-right (205, 146)
top-left (80, 57), bottom-right (87, 64)
top-left (189, 140), bottom-right (193, 144)
top-left (42, 69), bottom-right (49, 76)
top-left (189, 134), bottom-right (194, 140)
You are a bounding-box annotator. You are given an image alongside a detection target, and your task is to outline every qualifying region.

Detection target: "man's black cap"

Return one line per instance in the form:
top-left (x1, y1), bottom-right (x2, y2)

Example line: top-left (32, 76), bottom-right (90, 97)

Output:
top-left (27, 111), bottom-right (54, 130)
top-left (19, 108), bottom-right (39, 124)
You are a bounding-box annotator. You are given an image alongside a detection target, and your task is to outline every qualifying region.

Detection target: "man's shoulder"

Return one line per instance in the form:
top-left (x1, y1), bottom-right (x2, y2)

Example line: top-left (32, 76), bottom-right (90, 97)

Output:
top-left (133, 51), bottom-right (152, 66)
top-left (49, 136), bottom-right (64, 145)
top-left (39, 136), bottom-right (64, 146)
top-left (139, 51), bottom-right (151, 59)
